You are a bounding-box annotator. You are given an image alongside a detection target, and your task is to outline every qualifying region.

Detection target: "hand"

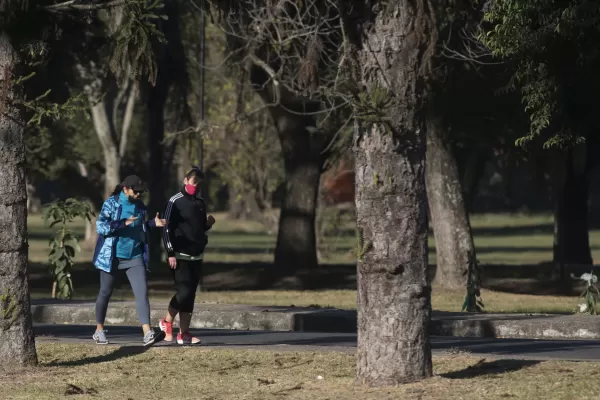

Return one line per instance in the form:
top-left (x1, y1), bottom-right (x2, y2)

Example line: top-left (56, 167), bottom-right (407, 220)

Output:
top-left (154, 212), bottom-right (168, 227)
top-left (168, 257), bottom-right (177, 269)
top-left (125, 215), bottom-right (137, 226)
top-left (207, 214), bottom-right (216, 228)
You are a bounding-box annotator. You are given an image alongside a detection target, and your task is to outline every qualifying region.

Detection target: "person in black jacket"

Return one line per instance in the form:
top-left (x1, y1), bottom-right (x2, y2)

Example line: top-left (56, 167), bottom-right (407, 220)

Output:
top-left (159, 167), bottom-right (215, 344)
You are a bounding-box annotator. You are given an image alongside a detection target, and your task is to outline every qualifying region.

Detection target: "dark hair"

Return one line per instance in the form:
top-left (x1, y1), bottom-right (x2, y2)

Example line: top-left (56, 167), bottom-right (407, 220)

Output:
top-left (111, 184), bottom-right (123, 196)
top-left (185, 166), bottom-right (205, 184)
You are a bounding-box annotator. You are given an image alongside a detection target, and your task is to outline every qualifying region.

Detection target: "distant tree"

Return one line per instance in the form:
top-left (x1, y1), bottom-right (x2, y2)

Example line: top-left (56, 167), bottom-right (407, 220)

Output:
top-left (481, 0), bottom-right (600, 266)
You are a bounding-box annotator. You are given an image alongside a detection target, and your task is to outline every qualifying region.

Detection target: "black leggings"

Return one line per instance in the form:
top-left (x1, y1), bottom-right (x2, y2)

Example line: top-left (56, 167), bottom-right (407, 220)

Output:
top-left (169, 259), bottom-right (201, 313)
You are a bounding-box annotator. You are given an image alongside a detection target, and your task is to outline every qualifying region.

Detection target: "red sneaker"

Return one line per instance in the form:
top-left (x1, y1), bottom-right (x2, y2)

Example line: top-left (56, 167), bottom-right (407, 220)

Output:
top-left (177, 332), bottom-right (201, 345)
top-left (159, 318), bottom-right (173, 342)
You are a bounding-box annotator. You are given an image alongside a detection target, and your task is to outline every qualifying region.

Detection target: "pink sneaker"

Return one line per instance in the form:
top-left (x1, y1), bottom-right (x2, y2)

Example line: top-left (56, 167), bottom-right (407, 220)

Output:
top-left (177, 332), bottom-right (201, 345)
top-left (159, 319), bottom-right (173, 342)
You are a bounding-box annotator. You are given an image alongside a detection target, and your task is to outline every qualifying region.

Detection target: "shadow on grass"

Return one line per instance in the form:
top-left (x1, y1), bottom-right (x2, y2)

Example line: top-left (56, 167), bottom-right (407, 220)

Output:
top-left (27, 258), bottom-right (587, 296)
top-left (46, 345), bottom-right (151, 367)
top-left (441, 359), bottom-right (541, 379)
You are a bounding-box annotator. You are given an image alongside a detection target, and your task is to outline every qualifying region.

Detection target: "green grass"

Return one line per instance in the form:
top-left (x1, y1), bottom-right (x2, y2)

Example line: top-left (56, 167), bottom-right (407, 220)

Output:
top-left (29, 211), bottom-right (598, 265)
top-left (1, 344), bottom-right (598, 399)
top-left (27, 211), bottom-right (594, 314)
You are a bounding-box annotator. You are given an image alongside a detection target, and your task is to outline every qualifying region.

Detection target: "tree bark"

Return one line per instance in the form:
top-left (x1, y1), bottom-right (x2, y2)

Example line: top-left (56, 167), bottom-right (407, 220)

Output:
top-left (554, 147), bottom-right (593, 266)
top-left (0, 32), bottom-right (37, 366)
top-left (426, 117), bottom-right (475, 289)
top-left (350, 0), bottom-right (436, 385)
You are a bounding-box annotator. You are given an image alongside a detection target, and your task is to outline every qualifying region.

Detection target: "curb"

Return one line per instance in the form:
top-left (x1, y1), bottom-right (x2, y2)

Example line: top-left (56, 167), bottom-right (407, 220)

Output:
top-left (30, 301), bottom-right (600, 340)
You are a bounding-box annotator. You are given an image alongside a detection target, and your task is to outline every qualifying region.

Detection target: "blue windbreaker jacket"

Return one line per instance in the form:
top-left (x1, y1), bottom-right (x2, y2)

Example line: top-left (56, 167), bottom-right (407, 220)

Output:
top-left (92, 194), bottom-right (156, 272)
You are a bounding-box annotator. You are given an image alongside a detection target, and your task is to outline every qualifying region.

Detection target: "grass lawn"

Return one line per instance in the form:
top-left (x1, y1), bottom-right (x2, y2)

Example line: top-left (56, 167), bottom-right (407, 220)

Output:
top-left (29, 211), bottom-right (589, 266)
top-left (26, 212), bottom-right (595, 314)
top-left (0, 343), bottom-right (596, 399)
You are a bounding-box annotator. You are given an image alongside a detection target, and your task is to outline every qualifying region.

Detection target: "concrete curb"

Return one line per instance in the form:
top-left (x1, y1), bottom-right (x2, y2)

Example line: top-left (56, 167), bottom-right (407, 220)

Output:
top-left (30, 300), bottom-right (600, 340)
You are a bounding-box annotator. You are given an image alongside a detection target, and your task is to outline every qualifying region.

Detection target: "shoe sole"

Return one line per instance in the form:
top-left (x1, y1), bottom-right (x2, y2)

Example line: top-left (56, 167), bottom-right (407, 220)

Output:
top-left (93, 335), bottom-right (109, 345)
top-left (177, 340), bottom-right (201, 345)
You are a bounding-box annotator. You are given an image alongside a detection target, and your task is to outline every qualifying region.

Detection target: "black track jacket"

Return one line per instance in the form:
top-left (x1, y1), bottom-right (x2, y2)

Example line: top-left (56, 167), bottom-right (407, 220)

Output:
top-left (162, 189), bottom-right (211, 258)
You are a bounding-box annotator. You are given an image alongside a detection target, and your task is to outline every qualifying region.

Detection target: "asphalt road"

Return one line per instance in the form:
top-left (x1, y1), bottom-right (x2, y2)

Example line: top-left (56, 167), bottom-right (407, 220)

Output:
top-left (34, 324), bottom-right (600, 362)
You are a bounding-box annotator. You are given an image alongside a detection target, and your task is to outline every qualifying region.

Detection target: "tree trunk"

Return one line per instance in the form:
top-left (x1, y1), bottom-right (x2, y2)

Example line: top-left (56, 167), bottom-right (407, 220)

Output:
top-left (143, 0), bottom-right (183, 268)
top-left (76, 162), bottom-right (97, 248)
top-left (145, 86), bottom-right (167, 269)
top-left (103, 148), bottom-right (121, 199)
top-left (351, 0), bottom-right (436, 385)
top-left (426, 118), bottom-right (475, 289)
top-left (0, 32), bottom-right (37, 366)
top-left (267, 105), bottom-right (322, 273)
top-left (228, 186), bottom-right (261, 220)
top-left (554, 148), bottom-right (593, 266)
top-left (83, 78), bottom-right (123, 199)
top-left (249, 64), bottom-right (326, 274)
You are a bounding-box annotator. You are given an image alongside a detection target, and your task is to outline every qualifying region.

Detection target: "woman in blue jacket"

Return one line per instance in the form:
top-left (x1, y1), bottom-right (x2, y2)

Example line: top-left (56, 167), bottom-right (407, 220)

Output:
top-left (92, 175), bottom-right (167, 346)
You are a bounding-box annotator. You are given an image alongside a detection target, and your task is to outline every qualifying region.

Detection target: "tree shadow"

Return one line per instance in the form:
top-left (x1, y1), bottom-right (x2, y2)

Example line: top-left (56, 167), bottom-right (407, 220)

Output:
top-left (441, 359), bottom-right (540, 379)
top-left (470, 224), bottom-right (554, 237)
top-left (45, 345), bottom-right (151, 367)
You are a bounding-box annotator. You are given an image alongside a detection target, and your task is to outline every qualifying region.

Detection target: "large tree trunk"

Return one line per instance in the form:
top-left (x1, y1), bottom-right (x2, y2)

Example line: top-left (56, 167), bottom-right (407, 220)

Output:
top-left (426, 118), bottom-right (475, 289)
top-left (145, 89), bottom-right (167, 268)
top-left (351, 0), bottom-right (436, 386)
top-left (144, 0), bottom-right (183, 268)
top-left (554, 147), bottom-right (593, 266)
top-left (0, 32), bottom-right (37, 366)
top-left (269, 105), bottom-right (323, 273)
top-left (249, 67), bottom-right (325, 274)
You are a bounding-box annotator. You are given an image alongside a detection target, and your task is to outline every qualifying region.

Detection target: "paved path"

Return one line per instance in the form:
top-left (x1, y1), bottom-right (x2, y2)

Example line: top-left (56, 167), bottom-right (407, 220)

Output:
top-left (34, 324), bottom-right (600, 362)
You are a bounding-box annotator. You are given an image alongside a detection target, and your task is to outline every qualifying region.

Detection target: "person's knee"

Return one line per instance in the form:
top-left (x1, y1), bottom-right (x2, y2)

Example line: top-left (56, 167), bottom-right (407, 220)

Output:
top-left (176, 285), bottom-right (196, 312)
top-left (98, 286), bottom-right (113, 299)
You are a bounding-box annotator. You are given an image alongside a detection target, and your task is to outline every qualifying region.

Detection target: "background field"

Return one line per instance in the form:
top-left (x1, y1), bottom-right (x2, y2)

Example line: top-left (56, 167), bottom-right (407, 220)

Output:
top-left (27, 212), bottom-right (596, 314)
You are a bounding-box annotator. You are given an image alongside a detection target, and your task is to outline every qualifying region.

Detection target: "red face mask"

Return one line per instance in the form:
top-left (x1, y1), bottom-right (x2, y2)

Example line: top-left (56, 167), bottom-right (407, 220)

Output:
top-left (185, 184), bottom-right (196, 195)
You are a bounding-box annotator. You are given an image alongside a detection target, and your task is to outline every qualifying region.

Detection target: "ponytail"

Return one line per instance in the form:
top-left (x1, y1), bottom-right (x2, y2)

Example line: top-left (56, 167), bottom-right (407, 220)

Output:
top-left (111, 184), bottom-right (123, 196)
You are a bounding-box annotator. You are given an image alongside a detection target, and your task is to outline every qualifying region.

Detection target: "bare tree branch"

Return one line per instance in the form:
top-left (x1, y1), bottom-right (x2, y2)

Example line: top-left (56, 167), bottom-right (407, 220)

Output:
top-left (440, 26), bottom-right (503, 66)
top-left (43, 0), bottom-right (126, 12)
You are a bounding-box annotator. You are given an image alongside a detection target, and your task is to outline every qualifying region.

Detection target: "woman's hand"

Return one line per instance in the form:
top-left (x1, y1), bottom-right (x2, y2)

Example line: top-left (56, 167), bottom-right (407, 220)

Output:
top-left (168, 257), bottom-right (177, 269)
top-left (154, 212), bottom-right (168, 227)
top-left (207, 214), bottom-right (216, 228)
top-left (125, 215), bottom-right (137, 226)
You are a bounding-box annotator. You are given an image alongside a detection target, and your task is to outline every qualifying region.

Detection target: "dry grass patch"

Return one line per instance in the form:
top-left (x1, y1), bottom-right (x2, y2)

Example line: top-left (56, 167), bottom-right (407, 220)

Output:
top-left (0, 344), bottom-right (598, 399)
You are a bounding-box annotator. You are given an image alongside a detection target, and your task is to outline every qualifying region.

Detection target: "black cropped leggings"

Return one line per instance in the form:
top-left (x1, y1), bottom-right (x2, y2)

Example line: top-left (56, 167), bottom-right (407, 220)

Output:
top-left (169, 259), bottom-right (201, 313)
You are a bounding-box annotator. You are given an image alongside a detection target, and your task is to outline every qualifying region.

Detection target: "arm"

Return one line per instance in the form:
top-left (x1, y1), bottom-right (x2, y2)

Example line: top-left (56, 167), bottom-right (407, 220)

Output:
top-left (96, 199), bottom-right (126, 236)
top-left (204, 215), bottom-right (214, 231)
top-left (202, 199), bottom-right (214, 231)
top-left (162, 197), bottom-right (179, 258)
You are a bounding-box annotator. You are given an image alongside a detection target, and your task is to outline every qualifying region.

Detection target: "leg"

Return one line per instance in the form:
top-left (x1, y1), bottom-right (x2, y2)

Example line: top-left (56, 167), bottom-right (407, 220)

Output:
top-left (125, 263), bottom-right (151, 335)
top-left (95, 268), bottom-right (117, 330)
top-left (168, 260), bottom-right (201, 344)
top-left (160, 260), bottom-right (188, 342)
top-left (179, 262), bottom-right (200, 334)
top-left (94, 268), bottom-right (117, 344)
